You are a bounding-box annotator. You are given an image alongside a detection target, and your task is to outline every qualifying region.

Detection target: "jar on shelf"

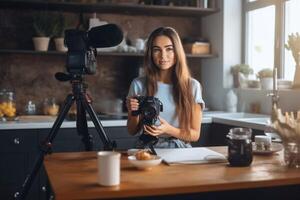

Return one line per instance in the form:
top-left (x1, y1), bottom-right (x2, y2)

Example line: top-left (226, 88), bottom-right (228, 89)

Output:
top-left (0, 89), bottom-right (5, 120)
top-left (24, 100), bottom-right (36, 115)
top-left (0, 90), bottom-right (17, 120)
top-left (43, 98), bottom-right (59, 116)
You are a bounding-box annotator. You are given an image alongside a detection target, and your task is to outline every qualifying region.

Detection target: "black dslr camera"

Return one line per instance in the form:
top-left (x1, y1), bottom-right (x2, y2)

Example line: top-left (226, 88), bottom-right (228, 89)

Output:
top-left (132, 96), bottom-right (163, 125)
top-left (132, 96), bottom-right (163, 146)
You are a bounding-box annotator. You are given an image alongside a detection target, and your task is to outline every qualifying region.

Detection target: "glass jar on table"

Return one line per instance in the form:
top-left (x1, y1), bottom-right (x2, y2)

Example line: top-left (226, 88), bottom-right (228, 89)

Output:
top-left (227, 127), bottom-right (253, 167)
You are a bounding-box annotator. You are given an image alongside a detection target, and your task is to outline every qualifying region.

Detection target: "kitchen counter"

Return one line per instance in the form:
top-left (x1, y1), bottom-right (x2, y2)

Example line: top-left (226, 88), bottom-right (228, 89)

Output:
top-left (207, 112), bottom-right (271, 130)
top-left (0, 112), bottom-right (269, 130)
top-left (0, 115), bottom-right (127, 130)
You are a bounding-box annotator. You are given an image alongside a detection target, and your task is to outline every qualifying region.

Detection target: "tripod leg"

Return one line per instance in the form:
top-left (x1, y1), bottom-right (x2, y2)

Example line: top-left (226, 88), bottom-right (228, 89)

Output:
top-left (76, 100), bottom-right (93, 151)
top-left (15, 94), bottom-right (75, 200)
top-left (149, 144), bottom-right (157, 155)
top-left (81, 96), bottom-right (115, 150)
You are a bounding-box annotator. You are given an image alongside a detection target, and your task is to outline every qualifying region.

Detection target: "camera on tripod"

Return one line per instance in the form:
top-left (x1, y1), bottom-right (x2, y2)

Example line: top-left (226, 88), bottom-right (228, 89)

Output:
top-left (62, 24), bottom-right (123, 77)
top-left (16, 24), bottom-right (124, 200)
top-left (65, 29), bottom-right (97, 75)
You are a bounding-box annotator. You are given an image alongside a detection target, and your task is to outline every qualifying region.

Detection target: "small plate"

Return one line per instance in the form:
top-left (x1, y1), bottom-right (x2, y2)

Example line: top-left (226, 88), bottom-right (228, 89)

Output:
top-left (127, 149), bottom-right (142, 156)
top-left (128, 155), bottom-right (162, 170)
top-left (252, 142), bottom-right (283, 155)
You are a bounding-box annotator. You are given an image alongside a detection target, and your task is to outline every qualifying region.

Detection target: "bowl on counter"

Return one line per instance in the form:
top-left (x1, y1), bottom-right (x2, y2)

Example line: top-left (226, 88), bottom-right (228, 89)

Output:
top-left (128, 155), bottom-right (162, 170)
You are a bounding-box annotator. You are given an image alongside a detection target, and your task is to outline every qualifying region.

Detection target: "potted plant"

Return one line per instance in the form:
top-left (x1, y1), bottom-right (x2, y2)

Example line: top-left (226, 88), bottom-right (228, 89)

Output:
top-left (32, 12), bottom-right (54, 51)
top-left (52, 13), bottom-right (68, 52)
top-left (230, 64), bottom-right (253, 88)
top-left (285, 32), bottom-right (300, 88)
top-left (257, 68), bottom-right (273, 90)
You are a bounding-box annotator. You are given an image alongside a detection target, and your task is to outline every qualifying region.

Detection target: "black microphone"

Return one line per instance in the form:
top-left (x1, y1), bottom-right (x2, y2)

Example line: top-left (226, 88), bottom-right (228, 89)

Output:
top-left (55, 72), bottom-right (72, 82)
top-left (87, 24), bottom-right (123, 48)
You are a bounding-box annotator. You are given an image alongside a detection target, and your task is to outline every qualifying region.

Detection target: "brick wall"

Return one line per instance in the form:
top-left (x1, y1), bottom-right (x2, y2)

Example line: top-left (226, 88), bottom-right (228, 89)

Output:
top-left (0, 8), bottom-right (201, 114)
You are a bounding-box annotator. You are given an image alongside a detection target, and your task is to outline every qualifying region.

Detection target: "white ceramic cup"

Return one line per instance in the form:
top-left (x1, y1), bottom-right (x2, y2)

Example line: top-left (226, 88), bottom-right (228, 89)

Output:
top-left (97, 151), bottom-right (121, 186)
top-left (255, 135), bottom-right (272, 150)
top-left (134, 38), bottom-right (145, 52)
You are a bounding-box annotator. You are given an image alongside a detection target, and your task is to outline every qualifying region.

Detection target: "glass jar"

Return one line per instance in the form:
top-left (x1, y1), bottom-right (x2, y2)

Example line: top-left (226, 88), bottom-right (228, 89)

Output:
top-left (0, 90), bottom-right (17, 119)
top-left (227, 127), bottom-right (253, 167)
top-left (24, 100), bottom-right (36, 115)
top-left (284, 142), bottom-right (300, 168)
top-left (43, 98), bottom-right (59, 116)
top-left (0, 89), bottom-right (5, 120)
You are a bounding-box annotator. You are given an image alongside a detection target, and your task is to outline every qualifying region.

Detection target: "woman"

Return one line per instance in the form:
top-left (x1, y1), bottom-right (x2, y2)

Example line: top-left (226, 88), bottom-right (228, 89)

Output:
top-left (126, 27), bottom-right (205, 148)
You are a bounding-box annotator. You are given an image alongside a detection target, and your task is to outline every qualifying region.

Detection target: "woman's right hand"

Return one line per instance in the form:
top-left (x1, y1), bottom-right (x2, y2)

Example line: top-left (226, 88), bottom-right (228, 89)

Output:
top-left (126, 97), bottom-right (139, 114)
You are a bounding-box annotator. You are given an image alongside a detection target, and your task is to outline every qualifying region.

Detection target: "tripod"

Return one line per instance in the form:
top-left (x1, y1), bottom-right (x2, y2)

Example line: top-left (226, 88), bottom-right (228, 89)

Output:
top-left (15, 75), bottom-right (116, 200)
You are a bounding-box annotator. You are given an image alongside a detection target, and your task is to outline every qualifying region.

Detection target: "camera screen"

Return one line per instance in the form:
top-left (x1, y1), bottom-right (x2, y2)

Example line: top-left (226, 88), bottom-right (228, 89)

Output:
top-left (67, 52), bottom-right (86, 73)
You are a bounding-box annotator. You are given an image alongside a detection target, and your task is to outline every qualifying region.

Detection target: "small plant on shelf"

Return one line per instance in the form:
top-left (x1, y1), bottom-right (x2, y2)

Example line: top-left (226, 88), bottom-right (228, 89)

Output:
top-left (231, 64), bottom-right (253, 77)
top-left (257, 68), bottom-right (273, 79)
top-left (230, 64), bottom-right (253, 88)
top-left (32, 12), bottom-right (55, 51)
top-left (52, 13), bottom-right (68, 52)
top-left (32, 12), bottom-right (54, 38)
top-left (257, 68), bottom-right (273, 90)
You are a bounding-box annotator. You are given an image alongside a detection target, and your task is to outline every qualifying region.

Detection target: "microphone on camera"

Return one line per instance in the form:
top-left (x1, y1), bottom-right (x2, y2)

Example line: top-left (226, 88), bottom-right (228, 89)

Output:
top-left (88, 24), bottom-right (123, 48)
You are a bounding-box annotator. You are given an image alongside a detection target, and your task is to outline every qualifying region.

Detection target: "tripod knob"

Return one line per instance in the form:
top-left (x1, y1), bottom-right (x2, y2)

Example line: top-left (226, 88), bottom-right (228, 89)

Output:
top-left (14, 191), bottom-right (19, 199)
top-left (13, 138), bottom-right (20, 145)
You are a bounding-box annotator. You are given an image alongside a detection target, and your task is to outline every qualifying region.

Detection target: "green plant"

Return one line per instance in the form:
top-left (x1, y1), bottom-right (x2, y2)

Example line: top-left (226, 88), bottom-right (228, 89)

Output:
top-left (52, 13), bottom-right (67, 38)
top-left (285, 32), bottom-right (300, 66)
top-left (230, 64), bottom-right (253, 76)
top-left (257, 68), bottom-right (273, 79)
top-left (32, 12), bottom-right (55, 37)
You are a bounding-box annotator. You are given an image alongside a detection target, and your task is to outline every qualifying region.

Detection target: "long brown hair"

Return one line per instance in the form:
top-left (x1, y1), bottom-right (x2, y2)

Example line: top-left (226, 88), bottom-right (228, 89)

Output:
top-left (144, 27), bottom-right (195, 130)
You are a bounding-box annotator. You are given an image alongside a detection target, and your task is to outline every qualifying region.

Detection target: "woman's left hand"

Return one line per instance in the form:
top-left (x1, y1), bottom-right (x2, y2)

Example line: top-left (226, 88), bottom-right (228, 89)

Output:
top-left (144, 117), bottom-right (171, 136)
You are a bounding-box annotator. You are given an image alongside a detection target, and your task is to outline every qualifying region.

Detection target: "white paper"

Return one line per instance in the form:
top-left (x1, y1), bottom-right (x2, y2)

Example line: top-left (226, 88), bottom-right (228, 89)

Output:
top-left (154, 147), bottom-right (227, 165)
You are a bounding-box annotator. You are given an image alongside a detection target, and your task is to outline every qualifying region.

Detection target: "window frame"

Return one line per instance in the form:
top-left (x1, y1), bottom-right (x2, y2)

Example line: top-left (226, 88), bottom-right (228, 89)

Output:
top-left (243, 0), bottom-right (287, 78)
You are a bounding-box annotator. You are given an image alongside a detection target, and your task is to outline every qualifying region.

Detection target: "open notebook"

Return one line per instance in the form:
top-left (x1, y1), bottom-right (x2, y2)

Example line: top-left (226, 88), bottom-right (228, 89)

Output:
top-left (154, 147), bottom-right (227, 165)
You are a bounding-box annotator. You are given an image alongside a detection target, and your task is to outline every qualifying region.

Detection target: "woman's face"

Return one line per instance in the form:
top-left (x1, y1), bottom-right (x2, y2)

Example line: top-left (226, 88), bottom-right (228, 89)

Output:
top-left (152, 35), bottom-right (176, 70)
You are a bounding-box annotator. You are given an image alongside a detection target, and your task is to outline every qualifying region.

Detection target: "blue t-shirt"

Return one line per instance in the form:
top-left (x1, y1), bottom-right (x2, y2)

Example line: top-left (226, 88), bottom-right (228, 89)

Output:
top-left (127, 76), bottom-right (205, 129)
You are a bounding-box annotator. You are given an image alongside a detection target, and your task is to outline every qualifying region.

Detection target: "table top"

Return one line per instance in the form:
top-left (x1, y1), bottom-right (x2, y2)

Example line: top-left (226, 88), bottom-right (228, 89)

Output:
top-left (44, 146), bottom-right (300, 200)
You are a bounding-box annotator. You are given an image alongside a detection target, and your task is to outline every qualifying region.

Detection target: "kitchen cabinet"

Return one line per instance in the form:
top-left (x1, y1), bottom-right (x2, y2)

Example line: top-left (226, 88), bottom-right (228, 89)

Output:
top-left (209, 123), bottom-right (265, 146)
top-left (0, 130), bottom-right (39, 200)
top-left (0, 126), bottom-right (137, 200)
top-left (191, 123), bottom-right (211, 147)
top-left (38, 127), bottom-right (138, 152)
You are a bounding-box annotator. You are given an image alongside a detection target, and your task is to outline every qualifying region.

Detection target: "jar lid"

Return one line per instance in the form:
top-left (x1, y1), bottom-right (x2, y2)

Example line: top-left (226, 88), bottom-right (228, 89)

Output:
top-left (227, 127), bottom-right (252, 140)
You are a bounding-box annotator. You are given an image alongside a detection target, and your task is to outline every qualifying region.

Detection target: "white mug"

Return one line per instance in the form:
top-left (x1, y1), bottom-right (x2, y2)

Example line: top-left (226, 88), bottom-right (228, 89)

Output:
top-left (97, 151), bottom-right (121, 186)
top-left (255, 135), bottom-right (271, 151)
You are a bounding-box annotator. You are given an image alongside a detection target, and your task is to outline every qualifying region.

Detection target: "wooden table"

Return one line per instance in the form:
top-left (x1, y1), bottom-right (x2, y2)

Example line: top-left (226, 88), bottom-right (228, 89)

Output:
top-left (44, 147), bottom-right (300, 200)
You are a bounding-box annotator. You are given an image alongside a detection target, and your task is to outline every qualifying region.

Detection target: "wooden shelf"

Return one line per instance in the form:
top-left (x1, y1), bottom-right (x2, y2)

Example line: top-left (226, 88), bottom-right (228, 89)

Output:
top-left (0, 1), bottom-right (219, 17)
top-left (0, 49), bottom-right (217, 59)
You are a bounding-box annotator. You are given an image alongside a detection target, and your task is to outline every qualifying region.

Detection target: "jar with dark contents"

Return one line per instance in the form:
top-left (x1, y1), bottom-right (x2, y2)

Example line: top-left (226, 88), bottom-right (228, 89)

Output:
top-left (227, 127), bottom-right (253, 167)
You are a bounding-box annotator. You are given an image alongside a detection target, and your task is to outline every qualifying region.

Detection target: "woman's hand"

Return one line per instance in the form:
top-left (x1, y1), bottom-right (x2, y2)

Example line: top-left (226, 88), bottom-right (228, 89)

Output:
top-left (144, 117), bottom-right (171, 136)
top-left (126, 97), bottom-right (139, 113)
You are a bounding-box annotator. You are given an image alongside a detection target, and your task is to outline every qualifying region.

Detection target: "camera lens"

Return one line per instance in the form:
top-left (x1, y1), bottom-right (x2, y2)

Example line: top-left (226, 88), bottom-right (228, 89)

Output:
top-left (144, 106), bottom-right (156, 119)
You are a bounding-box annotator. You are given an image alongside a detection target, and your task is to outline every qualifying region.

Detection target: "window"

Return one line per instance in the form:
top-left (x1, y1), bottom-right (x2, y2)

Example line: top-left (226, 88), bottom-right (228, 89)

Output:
top-left (284, 0), bottom-right (300, 80)
top-left (246, 6), bottom-right (275, 74)
top-left (244, 0), bottom-right (300, 80)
